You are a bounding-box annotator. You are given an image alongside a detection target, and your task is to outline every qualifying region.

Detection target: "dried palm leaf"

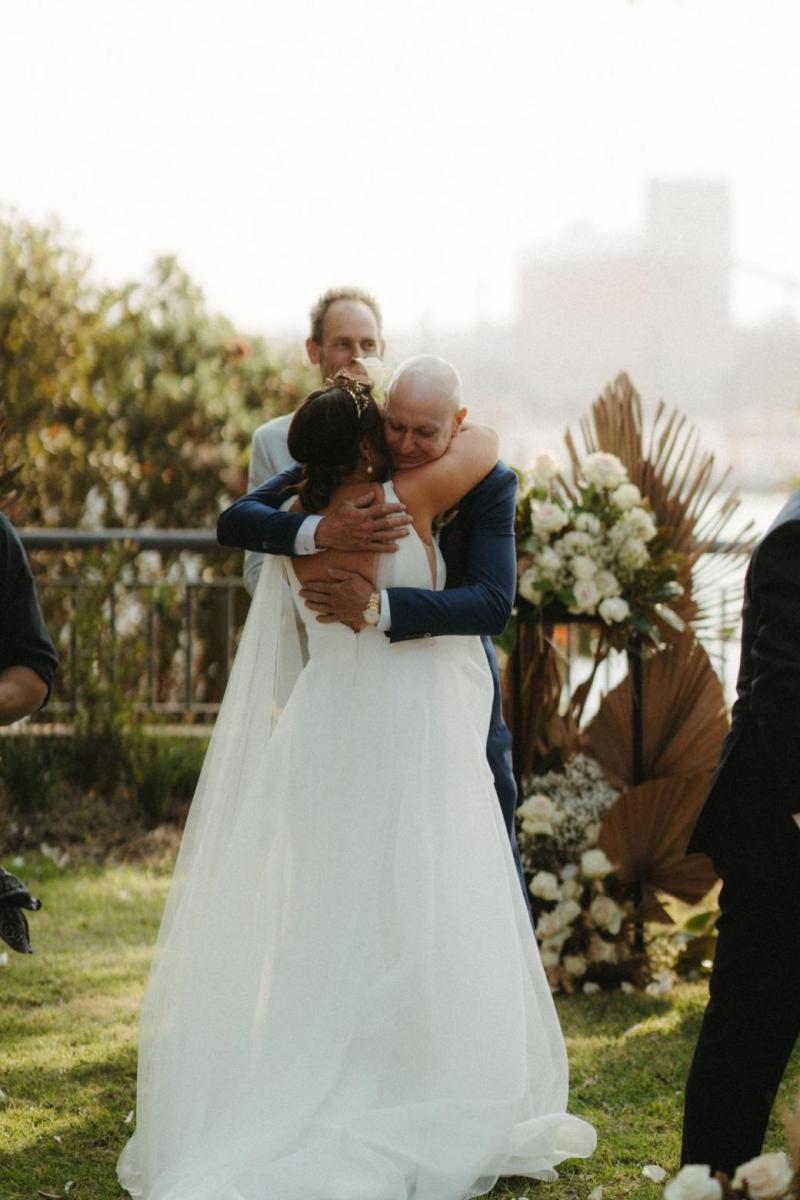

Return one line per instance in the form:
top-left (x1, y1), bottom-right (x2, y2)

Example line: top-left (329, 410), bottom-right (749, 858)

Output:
top-left (565, 374), bottom-right (755, 651)
top-left (597, 774), bottom-right (717, 906)
top-left (503, 621), bottom-right (580, 778)
top-left (583, 635), bottom-right (728, 788)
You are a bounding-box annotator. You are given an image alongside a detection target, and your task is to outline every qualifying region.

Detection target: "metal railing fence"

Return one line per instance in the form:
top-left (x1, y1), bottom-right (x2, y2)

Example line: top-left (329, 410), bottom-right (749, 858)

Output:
top-left (19, 529), bottom-right (745, 726)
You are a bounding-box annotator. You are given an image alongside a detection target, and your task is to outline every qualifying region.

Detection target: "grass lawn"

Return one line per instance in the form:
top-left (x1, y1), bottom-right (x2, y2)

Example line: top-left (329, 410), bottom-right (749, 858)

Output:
top-left (1, 854), bottom-right (799, 1200)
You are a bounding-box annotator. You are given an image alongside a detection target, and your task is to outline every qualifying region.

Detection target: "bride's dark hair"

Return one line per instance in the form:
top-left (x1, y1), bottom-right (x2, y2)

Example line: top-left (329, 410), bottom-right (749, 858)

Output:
top-left (287, 375), bottom-right (388, 513)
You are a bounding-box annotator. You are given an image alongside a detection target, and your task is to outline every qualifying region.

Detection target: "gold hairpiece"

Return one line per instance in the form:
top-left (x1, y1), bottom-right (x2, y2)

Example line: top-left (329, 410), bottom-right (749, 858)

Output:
top-left (326, 372), bottom-right (371, 418)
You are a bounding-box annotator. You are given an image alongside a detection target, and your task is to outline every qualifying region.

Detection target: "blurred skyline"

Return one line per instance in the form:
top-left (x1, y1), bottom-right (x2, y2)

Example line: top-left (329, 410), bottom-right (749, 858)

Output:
top-left (3, 0), bottom-right (800, 339)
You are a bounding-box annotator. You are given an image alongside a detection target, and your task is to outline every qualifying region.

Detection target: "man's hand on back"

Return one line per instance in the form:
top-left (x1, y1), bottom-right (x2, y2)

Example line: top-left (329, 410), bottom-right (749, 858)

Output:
top-left (299, 569), bottom-right (373, 626)
top-left (315, 493), bottom-right (412, 553)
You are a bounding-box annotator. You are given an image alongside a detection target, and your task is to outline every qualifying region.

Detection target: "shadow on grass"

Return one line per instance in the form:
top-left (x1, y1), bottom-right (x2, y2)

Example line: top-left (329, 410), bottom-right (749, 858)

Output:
top-left (0, 1042), bottom-right (136, 1199)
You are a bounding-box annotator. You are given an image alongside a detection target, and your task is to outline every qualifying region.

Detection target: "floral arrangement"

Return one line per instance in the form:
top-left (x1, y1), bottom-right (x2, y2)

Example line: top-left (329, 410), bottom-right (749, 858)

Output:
top-left (518, 755), bottom-right (668, 993)
top-left (516, 448), bottom-right (685, 647)
top-left (664, 1152), bottom-right (800, 1200)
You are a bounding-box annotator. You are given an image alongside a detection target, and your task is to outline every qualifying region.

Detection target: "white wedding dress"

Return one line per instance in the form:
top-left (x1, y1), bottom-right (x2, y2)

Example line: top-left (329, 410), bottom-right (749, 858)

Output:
top-left (118, 483), bottom-right (595, 1200)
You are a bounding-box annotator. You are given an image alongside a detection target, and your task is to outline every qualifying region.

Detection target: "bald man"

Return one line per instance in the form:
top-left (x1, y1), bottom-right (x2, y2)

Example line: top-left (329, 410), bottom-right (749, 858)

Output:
top-left (218, 354), bottom-right (528, 907)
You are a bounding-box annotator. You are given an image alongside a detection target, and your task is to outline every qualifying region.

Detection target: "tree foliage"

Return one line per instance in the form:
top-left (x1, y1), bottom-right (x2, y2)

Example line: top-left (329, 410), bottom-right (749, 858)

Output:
top-left (0, 209), bottom-right (314, 532)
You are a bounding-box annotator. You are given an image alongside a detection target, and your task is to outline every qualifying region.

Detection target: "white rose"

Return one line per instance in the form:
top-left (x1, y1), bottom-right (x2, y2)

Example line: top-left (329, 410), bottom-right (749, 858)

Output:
top-left (588, 935), bottom-right (618, 965)
top-left (537, 910), bottom-right (564, 939)
top-left (519, 793), bottom-right (556, 837)
top-left (521, 816), bottom-right (554, 837)
top-left (529, 451), bottom-right (562, 489)
top-left (571, 579), bottom-right (599, 614)
top-left (529, 870), bottom-right (560, 901)
top-left (582, 451), bottom-right (627, 491)
top-left (581, 848), bottom-right (613, 879)
top-left (615, 537), bottom-right (649, 573)
top-left (555, 899), bottom-right (582, 926)
top-left (562, 954), bottom-right (588, 978)
top-left (663, 1165), bottom-right (723, 1200)
top-left (560, 864), bottom-right (579, 881)
top-left (532, 502), bottom-right (568, 537)
top-left (538, 546), bottom-right (562, 578)
top-left (732, 1153), bottom-right (794, 1200)
top-left (519, 793), bottom-right (554, 821)
top-left (582, 981), bottom-right (601, 995)
top-left (622, 506), bottom-right (658, 543)
top-left (571, 554), bottom-right (598, 580)
top-left (610, 482), bottom-right (642, 511)
top-left (598, 596), bottom-right (631, 624)
top-left (518, 568), bottom-right (543, 606)
top-left (594, 569), bottom-right (621, 598)
top-left (538, 939), bottom-right (563, 967)
top-left (574, 512), bottom-right (602, 535)
top-left (560, 879), bottom-right (583, 901)
top-left (589, 894), bottom-right (624, 935)
top-left (620, 981), bottom-right (635, 994)
top-left (561, 530), bottom-right (592, 554)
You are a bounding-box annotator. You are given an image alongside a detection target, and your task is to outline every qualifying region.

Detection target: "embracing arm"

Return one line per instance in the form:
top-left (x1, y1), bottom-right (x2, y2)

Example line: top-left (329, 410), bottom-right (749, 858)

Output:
top-left (749, 521), bottom-right (800, 814)
top-left (388, 465), bottom-right (517, 641)
top-left (217, 466), bottom-right (307, 557)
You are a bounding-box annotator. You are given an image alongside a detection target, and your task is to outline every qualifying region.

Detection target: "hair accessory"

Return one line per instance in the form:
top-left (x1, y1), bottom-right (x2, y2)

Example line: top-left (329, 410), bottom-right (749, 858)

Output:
top-left (325, 372), bottom-right (372, 419)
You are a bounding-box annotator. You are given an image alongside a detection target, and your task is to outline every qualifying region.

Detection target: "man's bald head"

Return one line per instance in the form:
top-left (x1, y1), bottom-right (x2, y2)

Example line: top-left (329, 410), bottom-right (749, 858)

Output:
top-left (386, 355), bottom-right (462, 417)
top-left (384, 355), bottom-right (467, 469)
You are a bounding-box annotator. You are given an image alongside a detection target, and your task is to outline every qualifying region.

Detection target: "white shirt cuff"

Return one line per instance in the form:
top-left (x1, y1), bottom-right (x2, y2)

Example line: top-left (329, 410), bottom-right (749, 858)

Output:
top-left (293, 515), bottom-right (323, 555)
top-left (376, 590), bottom-right (391, 632)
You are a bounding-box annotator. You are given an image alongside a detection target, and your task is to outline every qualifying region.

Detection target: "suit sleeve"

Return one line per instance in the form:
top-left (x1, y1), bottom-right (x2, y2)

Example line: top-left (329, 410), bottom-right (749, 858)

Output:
top-left (242, 427), bottom-right (277, 596)
top-left (0, 518), bottom-right (58, 704)
top-left (386, 470), bottom-right (517, 641)
top-left (217, 465), bottom-right (305, 559)
top-left (749, 519), bottom-right (800, 811)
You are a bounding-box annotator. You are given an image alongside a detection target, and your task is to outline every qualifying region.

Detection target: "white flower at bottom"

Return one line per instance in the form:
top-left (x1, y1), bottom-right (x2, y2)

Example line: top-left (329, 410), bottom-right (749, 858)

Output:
top-left (589, 894), bottom-right (624, 935)
top-left (562, 953), bottom-right (588, 978)
top-left (642, 1165), bottom-right (667, 1183)
top-left (518, 567), bottom-right (544, 606)
top-left (571, 579), bottom-right (600, 614)
top-left (538, 937), bottom-right (564, 967)
top-left (598, 596), bottom-right (631, 624)
top-left (664, 1165), bottom-right (723, 1200)
top-left (731, 1153), bottom-right (793, 1199)
top-left (537, 910), bottom-right (564, 939)
top-left (581, 848), bottom-right (613, 879)
top-left (529, 870), bottom-right (560, 901)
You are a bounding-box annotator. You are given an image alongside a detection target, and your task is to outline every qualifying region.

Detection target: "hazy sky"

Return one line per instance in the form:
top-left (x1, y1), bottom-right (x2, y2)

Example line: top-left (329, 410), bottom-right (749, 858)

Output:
top-left (3, 0), bottom-right (800, 337)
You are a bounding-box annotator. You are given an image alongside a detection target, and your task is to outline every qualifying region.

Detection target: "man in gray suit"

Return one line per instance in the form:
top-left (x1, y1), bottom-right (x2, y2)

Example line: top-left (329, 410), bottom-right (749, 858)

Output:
top-left (243, 286), bottom-right (389, 594)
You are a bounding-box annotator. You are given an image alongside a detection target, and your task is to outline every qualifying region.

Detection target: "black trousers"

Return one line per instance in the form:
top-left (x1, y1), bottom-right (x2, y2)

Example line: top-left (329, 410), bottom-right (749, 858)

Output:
top-left (681, 873), bottom-right (800, 1176)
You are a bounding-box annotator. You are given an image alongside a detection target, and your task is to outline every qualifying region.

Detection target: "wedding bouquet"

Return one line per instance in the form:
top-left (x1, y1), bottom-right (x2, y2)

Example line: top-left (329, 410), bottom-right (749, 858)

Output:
top-left (515, 449), bottom-right (685, 647)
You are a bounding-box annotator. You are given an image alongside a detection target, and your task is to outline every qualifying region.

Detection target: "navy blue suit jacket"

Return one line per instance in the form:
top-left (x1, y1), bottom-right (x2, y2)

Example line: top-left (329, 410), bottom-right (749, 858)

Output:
top-left (217, 463), bottom-right (522, 845)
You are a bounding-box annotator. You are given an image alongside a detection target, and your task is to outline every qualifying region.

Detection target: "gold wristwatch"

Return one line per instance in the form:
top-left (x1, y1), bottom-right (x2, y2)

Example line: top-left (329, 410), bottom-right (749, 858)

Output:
top-left (362, 591), bottom-right (381, 626)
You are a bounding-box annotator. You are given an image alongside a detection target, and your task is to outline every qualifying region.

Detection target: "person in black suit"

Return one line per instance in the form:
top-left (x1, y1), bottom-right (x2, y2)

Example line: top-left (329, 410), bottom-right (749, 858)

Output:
top-left (681, 490), bottom-right (800, 1175)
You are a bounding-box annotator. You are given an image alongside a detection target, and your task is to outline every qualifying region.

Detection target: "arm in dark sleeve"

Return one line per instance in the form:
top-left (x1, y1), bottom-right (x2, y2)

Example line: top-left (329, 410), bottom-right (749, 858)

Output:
top-left (386, 468), bottom-right (517, 642)
top-left (749, 520), bottom-right (800, 811)
top-left (0, 516), bottom-right (58, 706)
top-left (216, 465), bottom-right (305, 557)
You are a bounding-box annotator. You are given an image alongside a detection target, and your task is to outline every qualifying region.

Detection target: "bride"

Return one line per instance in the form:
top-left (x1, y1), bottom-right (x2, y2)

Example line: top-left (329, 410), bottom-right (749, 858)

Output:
top-left (118, 370), bottom-right (595, 1200)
